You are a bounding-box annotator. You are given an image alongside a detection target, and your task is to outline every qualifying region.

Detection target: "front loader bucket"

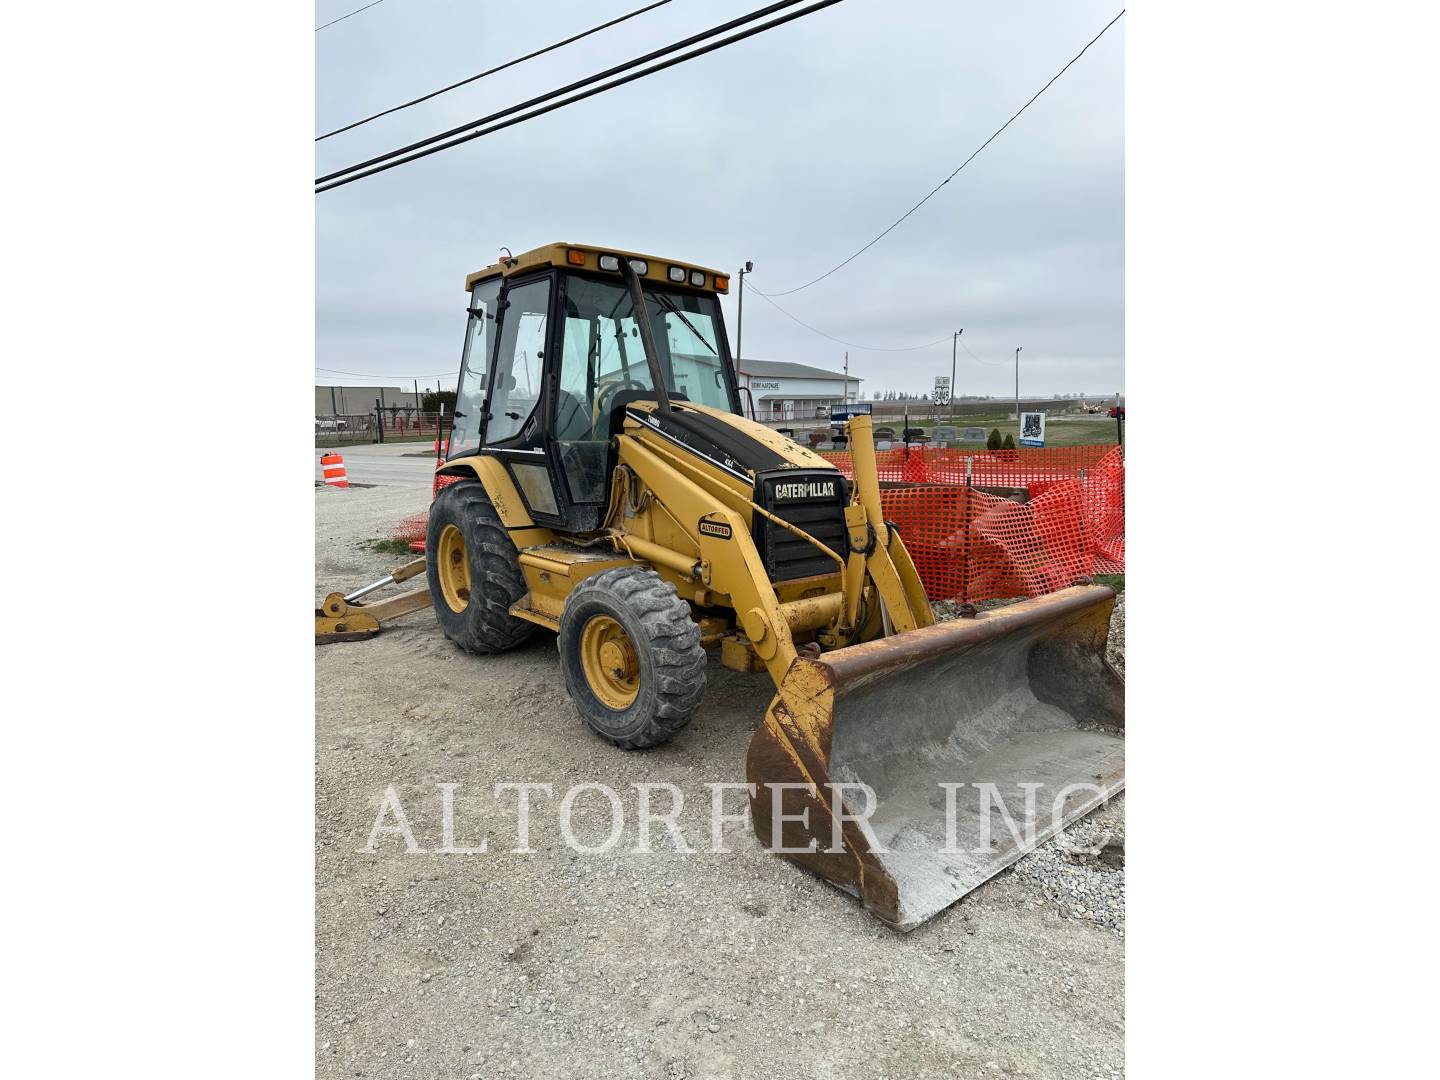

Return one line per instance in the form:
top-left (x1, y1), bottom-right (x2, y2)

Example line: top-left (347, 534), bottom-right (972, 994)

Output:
top-left (746, 584), bottom-right (1123, 931)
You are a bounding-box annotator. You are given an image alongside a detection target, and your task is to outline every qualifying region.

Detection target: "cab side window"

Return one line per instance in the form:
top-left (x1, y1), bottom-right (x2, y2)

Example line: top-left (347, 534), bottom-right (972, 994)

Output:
top-left (449, 278), bottom-right (501, 457)
top-left (484, 278), bottom-right (551, 445)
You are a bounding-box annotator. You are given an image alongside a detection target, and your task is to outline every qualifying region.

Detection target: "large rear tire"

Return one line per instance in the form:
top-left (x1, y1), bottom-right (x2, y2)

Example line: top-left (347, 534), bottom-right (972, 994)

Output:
top-left (425, 479), bottom-right (535, 654)
top-left (558, 567), bottom-right (706, 749)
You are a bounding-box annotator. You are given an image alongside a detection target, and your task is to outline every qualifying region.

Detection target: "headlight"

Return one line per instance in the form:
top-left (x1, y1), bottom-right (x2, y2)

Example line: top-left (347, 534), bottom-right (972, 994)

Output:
top-left (668, 266), bottom-right (686, 282)
top-left (598, 254), bottom-right (620, 271)
top-left (689, 270), bottom-right (706, 287)
top-left (627, 259), bottom-right (648, 274)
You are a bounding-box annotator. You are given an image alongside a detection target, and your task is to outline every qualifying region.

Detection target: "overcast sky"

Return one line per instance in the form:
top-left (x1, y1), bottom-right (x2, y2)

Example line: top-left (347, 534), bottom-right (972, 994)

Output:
top-left (316, 0), bottom-right (1123, 399)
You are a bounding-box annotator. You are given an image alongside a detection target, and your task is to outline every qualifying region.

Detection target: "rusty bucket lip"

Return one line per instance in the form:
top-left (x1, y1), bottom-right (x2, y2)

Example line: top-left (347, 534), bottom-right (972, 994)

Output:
top-left (804, 583), bottom-right (1117, 690)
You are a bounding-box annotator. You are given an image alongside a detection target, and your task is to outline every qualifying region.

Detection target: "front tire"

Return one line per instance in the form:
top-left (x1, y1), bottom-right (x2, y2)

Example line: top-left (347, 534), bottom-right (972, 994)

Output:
top-left (558, 567), bottom-right (706, 749)
top-left (425, 479), bottom-right (535, 654)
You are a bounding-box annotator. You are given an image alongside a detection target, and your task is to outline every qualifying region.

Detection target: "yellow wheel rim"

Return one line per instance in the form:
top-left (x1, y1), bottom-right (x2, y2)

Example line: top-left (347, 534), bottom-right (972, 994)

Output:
top-left (436, 523), bottom-right (471, 613)
top-left (580, 615), bottom-right (640, 710)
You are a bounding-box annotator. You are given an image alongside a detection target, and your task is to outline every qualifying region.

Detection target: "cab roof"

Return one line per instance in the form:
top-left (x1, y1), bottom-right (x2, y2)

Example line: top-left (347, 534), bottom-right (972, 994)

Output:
top-left (464, 242), bottom-right (729, 294)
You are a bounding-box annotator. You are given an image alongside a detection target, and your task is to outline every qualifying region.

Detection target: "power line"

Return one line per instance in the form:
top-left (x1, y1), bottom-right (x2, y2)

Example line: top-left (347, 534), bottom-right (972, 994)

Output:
top-left (764, 9), bottom-right (1126, 296)
top-left (747, 280), bottom-right (951, 353)
top-left (317, 0), bottom-right (675, 142)
top-left (316, 1), bottom-right (386, 34)
top-left (316, 367), bottom-right (457, 380)
top-left (317, 0), bottom-right (814, 186)
top-left (961, 340), bottom-right (1010, 367)
top-left (316, 0), bottom-right (842, 192)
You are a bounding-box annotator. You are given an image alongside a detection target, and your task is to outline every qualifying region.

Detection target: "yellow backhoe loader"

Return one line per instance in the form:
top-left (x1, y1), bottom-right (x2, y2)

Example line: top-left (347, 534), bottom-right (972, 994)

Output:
top-left (323, 242), bottom-right (1123, 930)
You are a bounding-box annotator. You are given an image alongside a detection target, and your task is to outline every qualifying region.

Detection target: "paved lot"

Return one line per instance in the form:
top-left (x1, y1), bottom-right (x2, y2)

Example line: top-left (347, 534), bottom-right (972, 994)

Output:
top-left (315, 485), bottom-right (1125, 1080)
top-left (316, 443), bottom-right (438, 489)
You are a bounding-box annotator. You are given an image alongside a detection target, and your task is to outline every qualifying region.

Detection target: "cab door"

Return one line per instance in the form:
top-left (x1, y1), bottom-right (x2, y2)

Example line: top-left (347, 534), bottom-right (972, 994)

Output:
top-left (448, 272), bottom-right (571, 527)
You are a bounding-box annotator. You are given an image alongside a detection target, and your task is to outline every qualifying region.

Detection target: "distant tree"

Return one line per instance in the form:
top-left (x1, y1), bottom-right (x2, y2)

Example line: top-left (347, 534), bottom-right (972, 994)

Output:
top-left (987, 428), bottom-right (1003, 450)
top-left (1002, 433), bottom-right (1016, 450)
top-left (421, 389), bottom-right (458, 412)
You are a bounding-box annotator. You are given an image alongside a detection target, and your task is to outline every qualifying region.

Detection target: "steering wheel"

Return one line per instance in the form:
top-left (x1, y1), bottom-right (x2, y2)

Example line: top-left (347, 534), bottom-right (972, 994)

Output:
top-left (594, 378), bottom-right (648, 428)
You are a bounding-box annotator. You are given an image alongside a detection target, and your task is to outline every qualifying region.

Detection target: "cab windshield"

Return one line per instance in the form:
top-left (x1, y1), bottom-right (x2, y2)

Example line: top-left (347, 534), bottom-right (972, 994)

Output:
top-left (557, 276), bottom-right (734, 429)
top-left (553, 275), bottom-right (736, 503)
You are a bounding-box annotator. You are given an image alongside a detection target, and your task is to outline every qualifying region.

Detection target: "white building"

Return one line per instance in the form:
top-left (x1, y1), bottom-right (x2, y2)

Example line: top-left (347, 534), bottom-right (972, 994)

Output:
top-left (736, 359), bottom-right (862, 421)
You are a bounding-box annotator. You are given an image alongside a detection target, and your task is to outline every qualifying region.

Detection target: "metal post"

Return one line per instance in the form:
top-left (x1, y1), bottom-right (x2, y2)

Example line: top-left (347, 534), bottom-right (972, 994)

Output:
top-left (961, 455), bottom-right (973, 604)
top-left (1014, 347), bottom-right (1022, 426)
top-left (375, 397), bottom-right (384, 444)
top-left (736, 260), bottom-right (753, 375)
top-left (951, 329), bottom-right (962, 423)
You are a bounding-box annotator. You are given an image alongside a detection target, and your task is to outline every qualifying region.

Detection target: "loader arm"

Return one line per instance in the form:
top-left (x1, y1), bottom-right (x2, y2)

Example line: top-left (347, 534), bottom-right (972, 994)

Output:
top-left (613, 409), bottom-right (935, 690)
top-left (841, 413), bottom-right (935, 635)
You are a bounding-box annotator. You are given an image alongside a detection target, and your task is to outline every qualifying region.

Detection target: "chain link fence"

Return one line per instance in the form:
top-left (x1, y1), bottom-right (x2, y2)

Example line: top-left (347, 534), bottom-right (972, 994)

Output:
top-left (315, 411), bottom-right (450, 448)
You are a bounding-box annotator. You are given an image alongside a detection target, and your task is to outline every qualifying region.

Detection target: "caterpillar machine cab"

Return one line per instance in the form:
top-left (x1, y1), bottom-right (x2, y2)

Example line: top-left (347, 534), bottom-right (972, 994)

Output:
top-left (403, 243), bottom-right (1122, 929)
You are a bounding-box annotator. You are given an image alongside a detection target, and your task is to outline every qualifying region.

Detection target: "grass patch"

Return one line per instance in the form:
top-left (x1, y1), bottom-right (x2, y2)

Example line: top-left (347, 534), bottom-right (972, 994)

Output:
top-left (361, 538), bottom-right (415, 557)
top-left (896, 416), bottom-right (1120, 448)
top-left (1095, 573), bottom-right (1125, 593)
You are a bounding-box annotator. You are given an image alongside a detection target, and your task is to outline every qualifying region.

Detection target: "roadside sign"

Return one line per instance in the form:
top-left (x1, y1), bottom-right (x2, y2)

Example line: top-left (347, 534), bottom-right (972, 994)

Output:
top-left (830, 402), bottom-right (873, 423)
top-left (932, 376), bottom-right (951, 406)
top-left (1019, 411), bottom-right (1046, 447)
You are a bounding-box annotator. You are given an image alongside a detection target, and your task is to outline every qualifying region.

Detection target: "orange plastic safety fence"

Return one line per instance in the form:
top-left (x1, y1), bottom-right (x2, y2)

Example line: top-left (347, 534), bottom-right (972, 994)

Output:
top-left (389, 472), bottom-right (461, 545)
top-left (837, 445), bottom-right (1125, 602)
top-left (387, 448), bottom-right (1124, 602)
top-left (820, 444), bottom-right (1117, 487)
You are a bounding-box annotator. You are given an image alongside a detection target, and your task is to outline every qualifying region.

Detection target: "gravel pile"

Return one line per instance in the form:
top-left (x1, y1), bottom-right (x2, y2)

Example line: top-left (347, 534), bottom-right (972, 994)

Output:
top-left (930, 596), bottom-right (1018, 620)
top-left (1105, 591), bottom-right (1126, 678)
top-left (1010, 795), bottom-right (1125, 936)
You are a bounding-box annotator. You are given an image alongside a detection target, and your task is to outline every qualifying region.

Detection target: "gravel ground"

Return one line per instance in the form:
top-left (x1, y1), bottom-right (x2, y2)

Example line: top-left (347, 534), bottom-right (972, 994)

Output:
top-left (1104, 593), bottom-right (1125, 679)
top-left (316, 486), bottom-right (1126, 1080)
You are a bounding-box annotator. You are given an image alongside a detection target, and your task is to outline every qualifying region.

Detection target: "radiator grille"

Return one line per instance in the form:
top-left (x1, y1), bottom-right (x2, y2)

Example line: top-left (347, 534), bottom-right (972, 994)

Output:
top-left (752, 471), bottom-right (850, 582)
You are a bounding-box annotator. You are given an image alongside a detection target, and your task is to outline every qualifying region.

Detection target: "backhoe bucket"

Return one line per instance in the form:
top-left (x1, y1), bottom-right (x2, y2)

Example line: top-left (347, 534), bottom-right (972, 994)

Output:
top-left (746, 584), bottom-right (1123, 930)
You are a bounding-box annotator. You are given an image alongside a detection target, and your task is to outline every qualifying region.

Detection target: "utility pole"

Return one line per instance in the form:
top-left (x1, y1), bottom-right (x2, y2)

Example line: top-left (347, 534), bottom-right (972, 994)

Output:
top-left (950, 328), bottom-right (962, 422)
top-left (844, 351), bottom-right (850, 403)
top-left (1014, 347), bottom-right (1022, 425)
top-left (736, 260), bottom-right (753, 374)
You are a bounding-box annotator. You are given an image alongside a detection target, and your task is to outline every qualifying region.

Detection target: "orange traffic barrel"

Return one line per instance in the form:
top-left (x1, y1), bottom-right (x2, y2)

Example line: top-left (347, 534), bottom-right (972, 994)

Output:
top-left (320, 452), bottom-right (349, 488)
